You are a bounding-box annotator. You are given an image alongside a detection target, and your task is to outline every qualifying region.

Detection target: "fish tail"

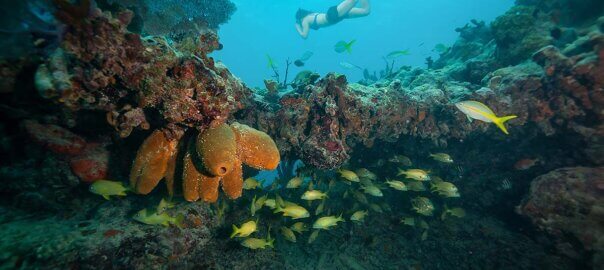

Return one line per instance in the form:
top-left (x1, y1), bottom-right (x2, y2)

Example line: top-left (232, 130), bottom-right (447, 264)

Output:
top-left (230, 225), bottom-right (239, 238)
top-left (493, 115), bottom-right (517, 135)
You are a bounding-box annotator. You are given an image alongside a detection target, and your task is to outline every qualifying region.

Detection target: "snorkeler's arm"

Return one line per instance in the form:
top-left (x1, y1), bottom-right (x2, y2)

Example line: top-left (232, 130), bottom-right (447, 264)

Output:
top-left (295, 22), bottom-right (309, 39)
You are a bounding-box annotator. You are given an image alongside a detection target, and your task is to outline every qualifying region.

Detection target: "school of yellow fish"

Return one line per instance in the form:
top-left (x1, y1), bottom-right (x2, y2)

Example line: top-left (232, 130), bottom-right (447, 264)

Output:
top-left (220, 151), bottom-right (465, 249)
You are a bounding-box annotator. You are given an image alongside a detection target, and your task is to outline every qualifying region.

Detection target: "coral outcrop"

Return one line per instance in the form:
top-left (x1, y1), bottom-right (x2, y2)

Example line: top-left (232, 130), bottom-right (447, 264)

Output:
top-left (517, 167), bottom-right (604, 266)
top-left (130, 123), bottom-right (280, 202)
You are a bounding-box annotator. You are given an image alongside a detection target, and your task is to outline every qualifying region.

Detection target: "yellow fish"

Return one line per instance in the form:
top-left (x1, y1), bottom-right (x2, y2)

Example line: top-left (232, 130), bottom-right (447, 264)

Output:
top-left (400, 216), bottom-right (415, 226)
top-left (397, 169), bottom-right (431, 181)
top-left (231, 220), bottom-right (258, 238)
top-left (156, 198), bottom-right (176, 214)
top-left (264, 198), bottom-right (277, 209)
top-left (286, 177), bottom-right (304, 189)
top-left (308, 230), bottom-right (320, 244)
top-left (290, 222), bottom-right (309, 234)
top-left (352, 191), bottom-right (369, 204)
top-left (89, 180), bottom-right (129, 200)
top-left (455, 100), bottom-right (517, 135)
top-left (369, 203), bottom-right (383, 213)
top-left (411, 197), bottom-right (435, 216)
top-left (441, 205), bottom-right (466, 220)
top-left (241, 232), bottom-right (274, 250)
top-left (338, 169), bottom-right (360, 183)
top-left (243, 177), bottom-right (262, 190)
top-left (301, 190), bottom-right (328, 201)
top-left (429, 153), bottom-right (454, 163)
top-left (350, 210), bottom-right (368, 223)
top-left (406, 181), bottom-right (426, 191)
top-left (355, 168), bottom-right (377, 180)
top-left (275, 194), bottom-right (285, 208)
top-left (133, 208), bottom-right (183, 227)
top-left (389, 155), bottom-right (413, 166)
top-left (431, 181), bottom-right (460, 198)
top-left (313, 215), bottom-right (344, 230)
top-left (280, 226), bottom-right (297, 242)
top-left (315, 199), bottom-right (326, 215)
top-left (251, 194), bottom-right (268, 216)
top-left (361, 185), bottom-right (383, 197)
top-left (385, 180), bottom-right (408, 191)
top-left (274, 204), bottom-right (310, 219)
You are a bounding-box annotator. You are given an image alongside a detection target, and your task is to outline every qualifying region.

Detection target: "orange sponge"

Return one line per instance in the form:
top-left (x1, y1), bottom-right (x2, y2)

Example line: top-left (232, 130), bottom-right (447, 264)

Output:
top-left (130, 130), bottom-right (177, 194)
top-left (231, 122), bottom-right (280, 170)
top-left (195, 124), bottom-right (238, 176)
top-left (182, 148), bottom-right (201, 202)
top-left (221, 158), bottom-right (243, 199)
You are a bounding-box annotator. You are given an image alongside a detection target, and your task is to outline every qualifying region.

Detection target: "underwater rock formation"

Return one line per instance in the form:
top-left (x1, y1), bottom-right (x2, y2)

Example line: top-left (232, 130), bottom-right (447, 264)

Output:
top-left (104, 0), bottom-right (236, 35)
top-left (517, 167), bottom-right (604, 266)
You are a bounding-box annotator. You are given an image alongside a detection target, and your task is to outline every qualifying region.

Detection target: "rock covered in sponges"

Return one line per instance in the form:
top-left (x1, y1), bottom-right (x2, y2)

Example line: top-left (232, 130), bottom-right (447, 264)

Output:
top-left (37, 2), bottom-right (251, 138)
top-left (22, 120), bottom-right (86, 156)
top-left (517, 167), bottom-right (604, 267)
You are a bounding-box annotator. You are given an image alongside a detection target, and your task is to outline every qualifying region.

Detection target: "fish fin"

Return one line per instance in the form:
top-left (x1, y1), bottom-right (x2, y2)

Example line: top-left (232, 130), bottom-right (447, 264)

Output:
top-left (493, 115), bottom-right (517, 135)
top-left (102, 195), bottom-right (111, 200)
top-left (230, 225), bottom-right (239, 238)
top-left (466, 115), bottom-right (473, 123)
top-left (118, 191), bottom-right (127, 196)
top-left (174, 213), bottom-right (184, 228)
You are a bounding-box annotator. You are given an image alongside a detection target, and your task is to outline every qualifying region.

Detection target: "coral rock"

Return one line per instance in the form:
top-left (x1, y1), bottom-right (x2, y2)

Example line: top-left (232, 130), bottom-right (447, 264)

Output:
top-left (22, 120), bottom-right (86, 156)
top-left (69, 143), bottom-right (109, 183)
top-left (517, 167), bottom-right (604, 266)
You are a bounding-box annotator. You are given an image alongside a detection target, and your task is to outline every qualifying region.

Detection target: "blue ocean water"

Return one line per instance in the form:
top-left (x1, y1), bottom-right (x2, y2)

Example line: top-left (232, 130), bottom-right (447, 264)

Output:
top-left (213, 0), bottom-right (514, 87)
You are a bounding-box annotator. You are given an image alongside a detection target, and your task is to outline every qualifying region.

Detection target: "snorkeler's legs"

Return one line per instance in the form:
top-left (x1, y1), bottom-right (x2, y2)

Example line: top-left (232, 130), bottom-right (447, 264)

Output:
top-left (344, 0), bottom-right (371, 18)
top-left (337, 0), bottom-right (358, 17)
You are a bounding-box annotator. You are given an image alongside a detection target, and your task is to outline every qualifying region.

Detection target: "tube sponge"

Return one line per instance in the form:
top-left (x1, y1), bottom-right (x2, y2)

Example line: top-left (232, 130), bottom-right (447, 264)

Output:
top-left (130, 130), bottom-right (178, 194)
top-left (231, 122), bottom-right (280, 170)
top-left (182, 147), bottom-right (201, 202)
top-left (221, 158), bottom-right (243, 199)
top-left (196, 124), bottom-right (238, 176)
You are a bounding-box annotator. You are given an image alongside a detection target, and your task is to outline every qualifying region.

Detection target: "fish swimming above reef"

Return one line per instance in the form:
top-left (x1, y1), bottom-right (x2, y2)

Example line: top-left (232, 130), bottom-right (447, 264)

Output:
top-left (274, 204), bottom-right (310, 219)
top-left (429, 153), bottom-right (454, 163)
top-left (156, 198), bottom-right (176, 214)
top-left (455, 100), bottom-right (517, 135)
top-left (338, 169), bottom-right (360, 183)
top-left (360, 185), bottom-right (383, 197)
top-left (411, 197), bottom-right (435, 216)
top-left (302, 190), bottom-right (328, 201)
top-left (231, 220), bottom-right (258, 238)
top-left (355, 168), bottom-right (377, 180)
top-left (290, 222), bottom-right (309, 234)
top-left (431, 181), bottom-right (460, 198)
top-left (133, 208), bottom-right (183, 227)
top-left (243, 177), bottom-right (262, 190)
top-left (385, 179), bottom-right (408, 191)
top-left (313, 215), bottom-right (344, 230)
top-left (89, 180), bottom-right (129, 200)
top-left (335, 40), bottom-right (356, 54)
top-left (389, 155), bottom-right (413, 166)
top-left (280, 226), bottom-right (297, 242)
top-left (441, 206), bottom-right (466, 220)
top-left (433, 43), bottom-right (450, 53)
top-left (386, 49), bottom-right (411, 58)
top-left (514, 158), bottom-right (540, 170)
top-left (241, 231), bottom-right (274, 250)
top-left (294, 51), bottom-right (314, 67)
top-left (266, 54), bottom-right (277, 69)
top-left (308, 230), bottom-right (320, 244)
top-left (398, 169), bottom-right (431, 181)
top-left (350, 210), bottom-right (368, 223)
top-left (286, 176), bottom-right (304, 189)
top-left (406, 181), bottom-right (426, 191)
top-left (339, 61), bottom-right (363, 70)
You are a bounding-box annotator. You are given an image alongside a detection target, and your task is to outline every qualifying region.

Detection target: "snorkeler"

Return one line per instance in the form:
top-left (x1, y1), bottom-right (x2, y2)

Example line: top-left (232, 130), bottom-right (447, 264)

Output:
top-left (295, 0), bottom-right (371, 39)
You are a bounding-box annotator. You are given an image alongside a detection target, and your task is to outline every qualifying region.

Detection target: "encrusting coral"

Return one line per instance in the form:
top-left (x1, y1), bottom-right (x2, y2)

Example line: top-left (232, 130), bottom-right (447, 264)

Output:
top-left (130, 123), bottom-right (280, 202)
